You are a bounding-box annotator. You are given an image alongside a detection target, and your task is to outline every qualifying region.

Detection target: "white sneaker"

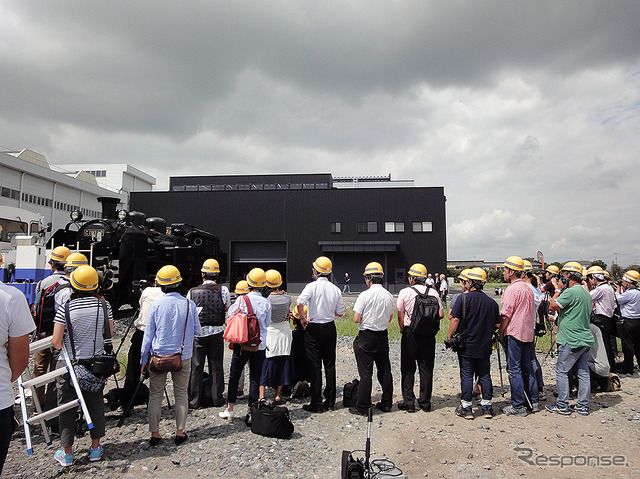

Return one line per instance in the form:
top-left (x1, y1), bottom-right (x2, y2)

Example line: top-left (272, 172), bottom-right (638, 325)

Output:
top-left (218, 410), bottom-right (235, 419)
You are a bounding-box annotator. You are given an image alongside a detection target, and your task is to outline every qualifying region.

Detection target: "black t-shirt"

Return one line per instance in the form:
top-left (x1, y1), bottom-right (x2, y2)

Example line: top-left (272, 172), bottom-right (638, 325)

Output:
top-left (450, 290), bottom-right (500, 359)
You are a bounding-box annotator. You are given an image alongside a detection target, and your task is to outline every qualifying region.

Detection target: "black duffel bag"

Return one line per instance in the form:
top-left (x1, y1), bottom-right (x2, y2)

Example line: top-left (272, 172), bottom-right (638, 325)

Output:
top-left (342, 378), bottom-right (359, 408)
top-left (250, 400), bottom-right (294, 439)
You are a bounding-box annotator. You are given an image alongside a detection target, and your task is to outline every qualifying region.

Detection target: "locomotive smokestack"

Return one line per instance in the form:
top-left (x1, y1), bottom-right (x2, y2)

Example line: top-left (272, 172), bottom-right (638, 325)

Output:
top-left (97, 197), bottom-right (121, 220)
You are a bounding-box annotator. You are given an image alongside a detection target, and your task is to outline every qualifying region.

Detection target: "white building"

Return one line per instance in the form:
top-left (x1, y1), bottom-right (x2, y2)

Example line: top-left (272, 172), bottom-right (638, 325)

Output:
top-left (53, 163), bottom-right (156, 203)
top-left (0, 149), bottom-right (155, 237)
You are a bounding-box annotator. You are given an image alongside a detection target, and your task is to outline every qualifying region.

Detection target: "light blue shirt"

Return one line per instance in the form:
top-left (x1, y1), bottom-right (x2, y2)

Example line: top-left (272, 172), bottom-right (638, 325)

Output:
top-left (228, 291), bottom-right (271, 350)
top-left (141, 292), bottom-right (200, 364)
top-left (616, 288), bottom-right (640, 319)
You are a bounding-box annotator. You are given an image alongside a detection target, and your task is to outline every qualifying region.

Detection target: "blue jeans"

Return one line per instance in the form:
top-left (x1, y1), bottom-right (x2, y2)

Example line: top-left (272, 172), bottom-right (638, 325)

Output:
top-left (555, 344), bottom-right (590, 408)
top-left (458, 354), bottom-right (492, 408)
top-left (503, 336), bottom-right (538, 408)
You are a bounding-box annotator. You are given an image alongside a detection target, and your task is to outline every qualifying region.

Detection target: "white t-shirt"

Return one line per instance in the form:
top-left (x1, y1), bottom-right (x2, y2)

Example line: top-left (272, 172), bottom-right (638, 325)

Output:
top-left (354, 284), bottom-right (395, 332)
top-left (1, 282), bottom-right (36, 409)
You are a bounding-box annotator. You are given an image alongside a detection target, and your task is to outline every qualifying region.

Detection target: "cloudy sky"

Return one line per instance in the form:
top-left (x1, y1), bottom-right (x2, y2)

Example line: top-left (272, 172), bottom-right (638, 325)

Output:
top-left (2, 1), bottom-right (639, 266)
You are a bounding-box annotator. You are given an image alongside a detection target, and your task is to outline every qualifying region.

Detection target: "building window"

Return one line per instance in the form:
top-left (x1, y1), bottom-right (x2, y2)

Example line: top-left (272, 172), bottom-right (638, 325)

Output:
top-left (384, 222), bottom-right (405, 233)
top-left (330, 222), bottom-right (341, 234)
top-left (357, 221), bottom-right (378, 233)
top-left (412, 221), bottom-right (433, 233)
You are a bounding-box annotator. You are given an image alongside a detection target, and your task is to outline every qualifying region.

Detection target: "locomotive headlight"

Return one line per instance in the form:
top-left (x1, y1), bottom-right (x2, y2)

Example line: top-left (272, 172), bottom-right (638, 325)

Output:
top-left (70, 210), bottom-right (83, 222)
top-left (117, 210), bottom-right (129, 222)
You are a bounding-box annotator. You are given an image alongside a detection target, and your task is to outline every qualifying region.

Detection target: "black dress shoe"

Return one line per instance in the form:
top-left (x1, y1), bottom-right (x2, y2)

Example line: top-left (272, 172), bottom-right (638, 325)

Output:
top-left (397, 401), bottom-right (416, 412)
top-left (302, 404), bottom-right (324, 413)
top-left (348, 406), bottom-right (367, 417)
top-left (323, 401), bottom-right (335, 411)
top-left (375, 402), bottom-right (392, 412)
top-left (174, 433), bottom-right (188, 445)
top-left (149, 436), bottom-right (162, 447)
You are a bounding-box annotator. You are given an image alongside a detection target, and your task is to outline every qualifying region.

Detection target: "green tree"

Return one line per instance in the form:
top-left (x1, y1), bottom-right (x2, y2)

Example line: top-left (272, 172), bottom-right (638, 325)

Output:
top-left (610, 264), bottom-right (623, 280)
top-left (590, 259), bottom-right (608, 270)
top-left (626, 264), bottom-right (640, 273)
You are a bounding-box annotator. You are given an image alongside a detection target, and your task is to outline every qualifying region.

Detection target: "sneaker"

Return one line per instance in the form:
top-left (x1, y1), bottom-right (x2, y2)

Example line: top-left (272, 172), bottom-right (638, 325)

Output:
top-left (570, 405), bottom-right (589, 416)
top-left (455, 404), bottom-right (473, 420)
top-left (236, 391), bottom-right (245, 400)
top-left (55, 449), bottom-right (73, 467)
top-left (89, 445), bottom-right (103, 462)
top-left (482, 406), bottom-right (494, 419)
top-left (545, 403), bottom-right (572, 415)
top-left (531, 402), bottom-right (540, 413)
top-left (538, 390), bottom-right (547, 402)
top-left (218, 410), bottom-right (235, 419)
top-left (502, 405), bottom-right (528, 417)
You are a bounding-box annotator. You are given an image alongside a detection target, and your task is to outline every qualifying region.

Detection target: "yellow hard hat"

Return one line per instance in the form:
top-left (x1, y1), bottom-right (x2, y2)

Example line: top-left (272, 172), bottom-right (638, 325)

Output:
top-left (50, 246), bottom-right (71, 263)
top-left (561, 261), bottom-right (583, 274)
top-left (247, 268), bottom-right (267, 288)
top-left (313, 256), bottom-right (332, 274)
top-left (522, 260), bottom-right (533, 272)
top-left (156, 265), bottom-right (182, 286)
top-left (65, 253), bottom-right (89, 269)
top-left (604, 270), bottom-right (611, 280)
top-left (293, 305), bottom-right (308, 319)
top-left (586, 265), bottom-right (604, 276)
top-left (363, 261), bottom-right (384, 276)
top-left (503, 256), bottom-right (525, 271)
top-left (234, 280), bottom-right (249, 294)
top-left (458, 269), bottom-right (472, 281)
top-left (623, 270), bottom-right (640, 284)
top-left (467, 267), bottom-right (487, 283)
top-left (265, 269), bottom-right (282, 288)
top-left (201, 258), bottom-right (220, 274)
top-left (70, 265), bottom-right (99, 291)
top-left (546, 265), bottom-right (560, 275)
top-left (408, 263), bottom-right (427, 279)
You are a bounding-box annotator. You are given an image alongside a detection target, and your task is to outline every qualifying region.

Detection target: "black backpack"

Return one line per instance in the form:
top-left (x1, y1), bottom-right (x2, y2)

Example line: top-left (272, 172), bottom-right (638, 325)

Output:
top-left (409, 286), bottom-right (441, 336)
top-left (33, 280), bottom-right (71, 335)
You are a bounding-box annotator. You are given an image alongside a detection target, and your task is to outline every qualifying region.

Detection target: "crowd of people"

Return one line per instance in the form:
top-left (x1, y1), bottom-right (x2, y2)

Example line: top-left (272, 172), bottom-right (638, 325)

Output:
top-left (447, 257), bottom-right (639, 419)
top-left (1, 249), bottom-right (639, 472)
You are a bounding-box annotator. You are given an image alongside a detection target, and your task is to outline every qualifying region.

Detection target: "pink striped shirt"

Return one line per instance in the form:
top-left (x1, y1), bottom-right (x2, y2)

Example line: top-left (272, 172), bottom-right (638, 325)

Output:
top-left (500, 279), bottom-right (535, 342)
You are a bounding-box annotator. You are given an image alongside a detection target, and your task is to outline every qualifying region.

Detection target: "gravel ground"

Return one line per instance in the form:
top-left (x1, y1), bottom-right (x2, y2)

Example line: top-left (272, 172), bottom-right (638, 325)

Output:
top-left (5, 300), bottom-right (640, 479)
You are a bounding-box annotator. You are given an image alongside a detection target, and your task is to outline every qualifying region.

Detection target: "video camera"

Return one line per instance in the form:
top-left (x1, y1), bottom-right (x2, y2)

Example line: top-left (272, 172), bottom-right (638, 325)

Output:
top-left (444, 333), bottom-right (465, 352)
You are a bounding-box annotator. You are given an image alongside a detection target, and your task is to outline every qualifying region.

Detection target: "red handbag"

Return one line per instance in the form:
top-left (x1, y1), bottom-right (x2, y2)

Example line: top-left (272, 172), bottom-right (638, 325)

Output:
top-left (223, 296), bottom-right (249, 344)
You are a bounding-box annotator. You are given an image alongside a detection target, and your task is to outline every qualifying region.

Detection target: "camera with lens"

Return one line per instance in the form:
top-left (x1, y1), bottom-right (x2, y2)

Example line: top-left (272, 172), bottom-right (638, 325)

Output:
top-left (534, 322), bottom-right (547, 337)
top-left (444, 332), bottom-right (465, 352)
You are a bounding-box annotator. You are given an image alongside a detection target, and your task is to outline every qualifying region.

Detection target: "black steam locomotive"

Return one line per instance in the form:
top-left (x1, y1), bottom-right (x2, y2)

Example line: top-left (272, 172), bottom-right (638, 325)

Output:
top-left (48, 197), bottom-right (223, 312)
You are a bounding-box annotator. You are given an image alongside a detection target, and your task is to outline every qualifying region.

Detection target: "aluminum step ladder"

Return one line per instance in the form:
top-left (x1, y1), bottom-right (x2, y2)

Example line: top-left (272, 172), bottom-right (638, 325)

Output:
top-left (16, 336), bottom-right (93, 455)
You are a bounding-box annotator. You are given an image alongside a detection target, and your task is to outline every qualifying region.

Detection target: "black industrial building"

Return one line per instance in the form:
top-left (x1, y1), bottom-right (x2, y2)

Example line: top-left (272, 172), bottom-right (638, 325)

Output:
top-left (130, 173), bottom-right (447, 293)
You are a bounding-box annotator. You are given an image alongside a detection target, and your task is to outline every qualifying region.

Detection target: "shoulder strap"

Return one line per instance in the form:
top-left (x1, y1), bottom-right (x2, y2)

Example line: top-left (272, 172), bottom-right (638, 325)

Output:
top-left (180, 299), bottom-right (190, 353)
top-left (65, 302), bottom-right (77, 361)
top-left (244, 294), bottom-right (255, 316)
top-left (459, 293), bottom-right (468, 333)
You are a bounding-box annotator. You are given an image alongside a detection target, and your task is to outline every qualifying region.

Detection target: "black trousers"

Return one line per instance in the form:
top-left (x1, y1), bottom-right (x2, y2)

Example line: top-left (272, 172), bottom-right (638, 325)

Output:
top-left (621, 318), bottom-right (640, 374)
top-left (353, 329), bottom-right (393, 411)
top-left (227, 345), bottom-right (265, 407)
top-left (189, 332), bottom-right (225, 407)
top-left (0, 406), bottom-right (15, 475)
top-left (400, 328), bottom-right (435, 410)
top-left (593, 314), bottom-right (617, 373)
top-left (122, 328), bottom-right (144, 408)
top-left (304, 322), bottom-right (337, 408)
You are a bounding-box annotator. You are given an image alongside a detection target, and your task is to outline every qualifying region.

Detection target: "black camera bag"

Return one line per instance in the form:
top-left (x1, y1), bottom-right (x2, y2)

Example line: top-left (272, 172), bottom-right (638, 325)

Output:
top-left (250, 400), bottom-right (294, 439)
top-left (342, 378), bottom-right (359, 407)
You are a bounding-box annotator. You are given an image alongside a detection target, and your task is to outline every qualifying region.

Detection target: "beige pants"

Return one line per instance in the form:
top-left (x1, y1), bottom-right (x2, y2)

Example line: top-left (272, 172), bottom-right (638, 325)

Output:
top-left (148, 359), bottom-right (191, 433)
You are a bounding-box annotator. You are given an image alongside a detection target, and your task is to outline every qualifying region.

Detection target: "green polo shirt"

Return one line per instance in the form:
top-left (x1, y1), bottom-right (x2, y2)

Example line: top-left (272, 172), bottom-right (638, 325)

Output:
top-left (555, 285), bottom-right (595, 348)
